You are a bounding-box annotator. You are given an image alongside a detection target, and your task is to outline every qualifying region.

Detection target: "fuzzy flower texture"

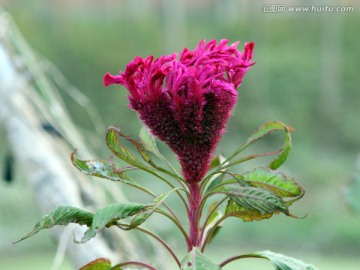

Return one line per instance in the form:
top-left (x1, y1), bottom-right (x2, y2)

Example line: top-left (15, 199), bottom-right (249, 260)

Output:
top-left (104, 39), bottom-right (255, 184)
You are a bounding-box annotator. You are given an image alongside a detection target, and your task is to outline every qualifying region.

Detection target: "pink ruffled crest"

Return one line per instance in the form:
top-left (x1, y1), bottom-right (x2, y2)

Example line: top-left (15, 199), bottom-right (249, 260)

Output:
top-left (104, 39), bottom-right (255, 184)
top-left (104, 73), bottom-right (123, 87)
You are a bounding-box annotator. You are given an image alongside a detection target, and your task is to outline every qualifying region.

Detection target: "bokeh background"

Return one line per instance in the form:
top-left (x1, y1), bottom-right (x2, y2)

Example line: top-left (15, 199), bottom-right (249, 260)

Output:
top-left (1, 0), bottom-right (359, 269)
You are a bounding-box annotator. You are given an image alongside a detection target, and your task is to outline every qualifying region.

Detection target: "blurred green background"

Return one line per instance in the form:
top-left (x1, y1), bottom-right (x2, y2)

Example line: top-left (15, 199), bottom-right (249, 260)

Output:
top-left (1, 0), bottom-right (360, 269)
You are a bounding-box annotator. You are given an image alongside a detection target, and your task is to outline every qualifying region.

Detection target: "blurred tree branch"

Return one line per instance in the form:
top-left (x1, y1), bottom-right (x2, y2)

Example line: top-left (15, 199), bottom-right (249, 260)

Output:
top-left (346, 154), bottom-right (360, 215)
top-left (0, 8), bottom-right (168, 269)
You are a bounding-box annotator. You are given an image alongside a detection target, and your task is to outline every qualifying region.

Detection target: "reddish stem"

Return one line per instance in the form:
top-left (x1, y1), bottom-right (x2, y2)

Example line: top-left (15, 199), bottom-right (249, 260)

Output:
top-left (112, 261), bottom-right (158, 270)
top-left (188, 183), bottom-right (202, 249)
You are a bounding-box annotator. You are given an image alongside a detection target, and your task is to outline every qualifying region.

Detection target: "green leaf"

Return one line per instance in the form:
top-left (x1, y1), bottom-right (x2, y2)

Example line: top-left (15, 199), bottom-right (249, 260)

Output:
top-left (252, 250), bottom-right (319, 270)
top-left (181, 248), bottom-right (221, 270)
top-left (245, 121), bottom-right (293, 146)
top-left (106, 126), bottom-right (149, 170)
top-left (206, 202), bottom-right (223, 226)
top-left (227, 173), bottom-right (249, 187)
top-left (80, 203), bottom-right (146, 243)
top-left (222, 172), bottom-right (303, 222)
top-left (107, 126), bottom-right (181, 181)
top-left (225, 121), bottom-right (293, 169)
top-left (71, 151), bottom-right (152, 193)
top-left (139, 126), bottom-right (182, 179)
top-left (80, 258), bottom-right (112, 270)
top-left (107, 125), bottom-right (158, 169)
top-left (242, 167), bottom-right (303, 198)
top-left (216, 185), bottom-right (289, 215)
top-left (202, 202), bottom-right (223, 244)
top-left (209, 155), bottom-right (227, 169)
top-left (139, 126), bottom-right (161, 157)
top-left (205, 173), bottom-right (249, 197)
top-left (225, 199), bottom-right (275, 222)
top-left (204, 156), bottom-right (229, 194)
top-left (129, 189), bottom-right (178, 228)
top-left (71, 151), bottom-right (133, 180)
top-left (15, 206), bottom-right (93, 243)
top-left (269, 126), bottom-right (292, 170)
top-left (204, 173), bottom-right (227, 195)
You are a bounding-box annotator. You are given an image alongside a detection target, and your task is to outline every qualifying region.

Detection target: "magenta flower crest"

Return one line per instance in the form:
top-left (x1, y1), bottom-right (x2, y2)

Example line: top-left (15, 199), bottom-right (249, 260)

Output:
top-left (104, 39), bottom-right (255, 184)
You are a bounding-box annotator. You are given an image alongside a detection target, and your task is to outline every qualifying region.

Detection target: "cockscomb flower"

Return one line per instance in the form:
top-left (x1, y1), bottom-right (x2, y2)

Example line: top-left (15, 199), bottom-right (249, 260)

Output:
top-left (104, 39), bottom-right (255, 184)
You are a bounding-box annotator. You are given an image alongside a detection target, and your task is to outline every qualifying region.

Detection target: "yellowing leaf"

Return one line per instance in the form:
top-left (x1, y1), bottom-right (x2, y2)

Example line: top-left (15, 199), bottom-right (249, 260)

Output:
top-left (80, 258), bottom-right (112, 270)
top-left (225, 199), bottom-right (275, 222)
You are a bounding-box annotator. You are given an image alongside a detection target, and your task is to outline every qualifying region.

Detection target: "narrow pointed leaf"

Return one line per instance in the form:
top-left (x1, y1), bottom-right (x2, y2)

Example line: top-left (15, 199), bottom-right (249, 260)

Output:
top-left (204, 156), bottom-right (229, 194)
top-left (206, 202), bottom-right (223, 225)
top-left (139, 126), bottom-right (161, 157)
top-left (242, 167), bottom-right (303, 198)
top-left (245, 121), bottom-right (294, 146)
top-left (205, 173), bottom-right (227, 195)
top-left (130, 188), bottom-right (179, 228)
top-left (108, 125), bottom-right (154, 168)
top-left (224, 150), bottom-right (281, 170)
top-left (107, 126), bottom-right (180, 180)
top-left (139, 127), bottom-right (182, 178)
top-left (215, 185), bottom-right (289, 215)
top-left (80, 258), bottom-right (112, 270)
top-left (230, 121), bottom-right (293, 159)
top-left (106, 126), bottom-right (149, 170)
top-left (205, 173), bottom-right (250, 197)
top-left (15, 206), bottom-right (93, 243)
top-left (209, 155), bottom-right (227, 169)
top-left (269, 127), bottom-right (292, 170)
top-left (81, 203), bottom-right (145, 243)
top-left (225, 121), bottom-right (293, 169)
top-left (140, 126), bottom-right (181, 177)
top-left (252, 250), bottom-right (319, 270)
top-left (202, 202), bottom-right (223, 245)
top-left (181, 248), bottom-right (221, 270)
top-left (116, 127), bottom-right (153, 165)
top-left (228, 173), bottom-right (249, 187)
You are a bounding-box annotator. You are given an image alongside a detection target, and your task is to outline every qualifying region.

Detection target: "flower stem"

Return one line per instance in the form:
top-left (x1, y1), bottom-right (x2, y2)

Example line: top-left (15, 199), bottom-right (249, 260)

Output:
top-left (222, 149), bottom-right (282, 170)
top-left (111, 261), bottom-right (159, 270)
top-left (133, 227), bottom-right (181, 267)
top-left (155, 209), bottom-right (191, 249)
top-left (116, 224), bottom-right (181, 267)
top-left (219, 254), bottom-right (263, 268)
top-left (188, 182), bottom-right (202, 249)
